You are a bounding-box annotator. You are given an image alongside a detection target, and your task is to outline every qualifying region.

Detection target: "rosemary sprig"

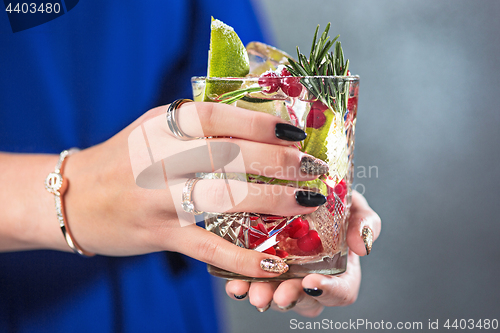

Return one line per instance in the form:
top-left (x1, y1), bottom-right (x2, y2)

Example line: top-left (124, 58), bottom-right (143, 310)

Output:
top-left (216, 86), bottom-right (262, 104)
top-left (286, 23), bottom-right (350, 115)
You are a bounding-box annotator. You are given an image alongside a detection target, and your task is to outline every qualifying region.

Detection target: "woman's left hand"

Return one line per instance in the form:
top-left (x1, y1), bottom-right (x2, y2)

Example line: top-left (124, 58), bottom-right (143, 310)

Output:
top-left (225, 190), bottom-right (381, 317)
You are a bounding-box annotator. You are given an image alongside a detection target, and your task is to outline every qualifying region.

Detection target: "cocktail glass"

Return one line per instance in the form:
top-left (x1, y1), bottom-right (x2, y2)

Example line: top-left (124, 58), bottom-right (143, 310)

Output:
top-left (192, 74), bottom-right (359, 281)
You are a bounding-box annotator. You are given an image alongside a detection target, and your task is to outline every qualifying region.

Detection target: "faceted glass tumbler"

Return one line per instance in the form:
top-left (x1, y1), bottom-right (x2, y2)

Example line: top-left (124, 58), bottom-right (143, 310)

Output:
top-left (191, 75), bottom-right (359, 281)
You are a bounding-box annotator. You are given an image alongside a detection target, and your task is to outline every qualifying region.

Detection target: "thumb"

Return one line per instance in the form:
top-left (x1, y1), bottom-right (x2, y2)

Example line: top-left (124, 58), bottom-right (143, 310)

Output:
top-left (346, 191), bottom-right (381, 256)
top-left (174, 225), bottom-right (289, 278)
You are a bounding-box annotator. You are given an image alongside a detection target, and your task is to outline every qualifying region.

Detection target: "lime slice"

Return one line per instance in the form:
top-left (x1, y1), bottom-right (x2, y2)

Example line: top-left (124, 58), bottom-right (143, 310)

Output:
top-left (204, 18), bottom-right (250, 101)
top-left (236, 99), bottom-right (278, 115)
top-left (304, 109), bottom-right (348, 186)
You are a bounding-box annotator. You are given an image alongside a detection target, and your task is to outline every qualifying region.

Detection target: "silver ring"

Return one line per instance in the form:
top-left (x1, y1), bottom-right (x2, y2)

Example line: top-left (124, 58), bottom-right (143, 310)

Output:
top-left (166, 99), bottom-right (200, 140)
top-left (182, 177), bottom-right (204, 215)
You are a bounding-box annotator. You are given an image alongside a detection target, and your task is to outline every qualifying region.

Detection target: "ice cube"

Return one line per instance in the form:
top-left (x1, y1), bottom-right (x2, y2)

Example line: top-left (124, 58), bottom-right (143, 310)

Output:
top-left (246, 41), bottom-right (294, 75)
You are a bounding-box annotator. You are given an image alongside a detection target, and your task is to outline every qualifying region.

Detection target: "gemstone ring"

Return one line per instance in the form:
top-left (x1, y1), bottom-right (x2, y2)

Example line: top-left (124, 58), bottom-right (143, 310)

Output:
top-left (181, 177), bottom-right (203, 215)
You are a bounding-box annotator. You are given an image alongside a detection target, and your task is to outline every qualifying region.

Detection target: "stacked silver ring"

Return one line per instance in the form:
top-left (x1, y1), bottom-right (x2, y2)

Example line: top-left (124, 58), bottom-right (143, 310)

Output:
top-left (167, 99), bottom-right (204, 215)
top-left (182, 177), bottom-right (204, 215)
top-left (166, 98), bottom-right (200, 141)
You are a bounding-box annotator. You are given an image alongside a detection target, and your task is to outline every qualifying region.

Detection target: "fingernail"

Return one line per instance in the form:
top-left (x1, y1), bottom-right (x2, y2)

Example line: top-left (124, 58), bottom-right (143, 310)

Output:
top-left (295, 190), bottom-right (327, 207)
top-left (256, 302), bottom-right (271, 313)
top-left (234, 292), bottom-right (247, 300)
top-left (303, 288), bottom-right (323, 297)
top-left (275, 123), bottom-right (307, 141)
top-left (260, 258), bottom-right (289, 274)
top-left (278, 300), bottom-right (297, 311)
top-left (300, 155), bottom-right (329, 175)
top-left (362, 226), bottom-right (373, 255)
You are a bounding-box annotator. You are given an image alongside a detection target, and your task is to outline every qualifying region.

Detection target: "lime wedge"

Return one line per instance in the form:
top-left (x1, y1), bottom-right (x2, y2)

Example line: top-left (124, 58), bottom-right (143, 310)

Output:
top-left (304, 109), bottom-right (348, 186)
top-left (204, 18), bottom-right (250, 101)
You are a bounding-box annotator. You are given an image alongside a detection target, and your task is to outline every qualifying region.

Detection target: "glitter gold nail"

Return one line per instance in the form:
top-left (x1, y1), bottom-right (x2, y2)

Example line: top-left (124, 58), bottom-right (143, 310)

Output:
top-left (362, 226), bottom-right (373, 255)
top-left (278, 300), bottom-right (297, 311)
top-left (256, 302), bottom-right (271, 313)
top-left (260, 258), bottom-right (289, 274)
top-left (299, 155), bottom-right (329, 175)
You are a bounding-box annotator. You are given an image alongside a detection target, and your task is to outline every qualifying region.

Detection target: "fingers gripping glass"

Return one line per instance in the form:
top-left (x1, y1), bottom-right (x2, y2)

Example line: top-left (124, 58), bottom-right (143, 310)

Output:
top-left (192, 75), bottom-right (360, 281)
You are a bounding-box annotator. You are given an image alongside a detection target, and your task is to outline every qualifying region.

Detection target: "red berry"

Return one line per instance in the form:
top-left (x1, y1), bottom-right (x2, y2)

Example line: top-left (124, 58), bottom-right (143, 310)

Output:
top-left (282, 77), bottom-right (302, 97)
top-left (297, 230), bottom-right (322, 252)
top-left (282, 223), bottom-right (294, 236)
top-left (312, 100), bottom-right (328, 112)
top-left (284, 217), bottom-right (309, 239)
top-left (306, 108), bottom-right (326, 129)
top-left (267, 220), bottom-right (286, 234)
top-left (258, 72), bottom-right (281, 93)
top-left (281, 68), bottom-right (291, 77)
top-left (293, 222), bottom-right (309, 239)
top-left (249, 216), bottom-right (259, 221)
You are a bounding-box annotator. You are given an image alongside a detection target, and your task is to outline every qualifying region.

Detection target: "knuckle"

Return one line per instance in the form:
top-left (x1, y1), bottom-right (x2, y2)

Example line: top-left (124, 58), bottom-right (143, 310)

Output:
top-left (266, 185), bottom-right (284, 209)
top-left (213, 139), bottom-right (240, 165)
top-left (246, 112), bottom-right (261, 138)
top-left (194, 235), bottom-right (248, 275)
top-left (195, 236), bottom-right (220, 264)
top-left (205, 180), bottom-right (232, 211)
top-left (272, 147), bottom-right (294, 168)
top-left (200, 103), bottom-right (219, 134)
top-left (230, 249), bottom-right (249, 274)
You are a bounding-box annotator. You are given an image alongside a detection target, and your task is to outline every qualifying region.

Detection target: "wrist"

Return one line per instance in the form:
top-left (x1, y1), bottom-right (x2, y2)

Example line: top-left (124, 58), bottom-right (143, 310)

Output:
top-left (62, 145), bottom-right (105, 255)
top-left (44, 149), bottom-right (95, 256)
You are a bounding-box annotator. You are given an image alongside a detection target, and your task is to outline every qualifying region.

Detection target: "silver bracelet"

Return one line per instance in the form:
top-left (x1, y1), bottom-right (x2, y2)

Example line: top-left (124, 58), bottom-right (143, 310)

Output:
top-left (44, 149), bottom-right (95, 257)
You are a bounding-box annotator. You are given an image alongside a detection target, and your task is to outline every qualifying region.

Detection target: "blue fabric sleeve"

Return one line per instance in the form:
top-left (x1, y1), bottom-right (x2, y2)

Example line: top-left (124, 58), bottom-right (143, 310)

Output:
top-left (0, 0), bottom-right (268, 332)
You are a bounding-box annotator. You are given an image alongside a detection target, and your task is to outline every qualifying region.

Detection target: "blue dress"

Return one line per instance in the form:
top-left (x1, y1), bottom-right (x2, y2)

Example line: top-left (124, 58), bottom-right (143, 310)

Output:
top-left (0, 1), bottom-right (267, 331)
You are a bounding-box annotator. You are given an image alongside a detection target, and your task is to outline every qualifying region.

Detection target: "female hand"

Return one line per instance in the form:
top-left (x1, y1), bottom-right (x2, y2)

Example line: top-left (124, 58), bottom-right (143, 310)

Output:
top-left (225, 190), bottom-right (381, 317)
top-left (58, 101), bottom-right (329, 278)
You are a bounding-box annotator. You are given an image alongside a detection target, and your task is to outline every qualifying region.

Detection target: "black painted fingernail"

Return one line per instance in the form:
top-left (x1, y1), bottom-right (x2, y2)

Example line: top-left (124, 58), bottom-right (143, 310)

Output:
top-left (234, 292), bottom-right (247, 300)
top-left (295, 190), bottom-right (327, 207)
top-left (275, 123), bottom-right (307, 141)
top-left (303, 288), bottom-right (323, 297)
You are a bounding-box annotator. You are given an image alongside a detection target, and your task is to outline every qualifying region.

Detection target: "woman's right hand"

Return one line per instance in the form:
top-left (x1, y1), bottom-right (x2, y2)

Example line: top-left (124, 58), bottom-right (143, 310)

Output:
top-left (62, 101), bottom-right (328, 278)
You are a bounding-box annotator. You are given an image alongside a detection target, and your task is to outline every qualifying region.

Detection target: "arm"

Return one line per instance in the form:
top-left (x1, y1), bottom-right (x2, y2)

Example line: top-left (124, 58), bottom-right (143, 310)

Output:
top-left (0, 102), bottom-right (328, 281)
top-left (0, 153), bottom-right (70, 252)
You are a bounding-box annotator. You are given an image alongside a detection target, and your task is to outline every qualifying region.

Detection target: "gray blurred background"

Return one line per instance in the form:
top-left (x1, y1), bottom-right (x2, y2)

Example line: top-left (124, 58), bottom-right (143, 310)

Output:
top-left (219, 0), bottom-right (500, 332)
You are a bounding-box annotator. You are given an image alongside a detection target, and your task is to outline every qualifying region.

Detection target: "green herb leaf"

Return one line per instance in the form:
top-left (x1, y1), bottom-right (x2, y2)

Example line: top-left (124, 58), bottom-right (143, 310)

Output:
top-left (286, 24), bottom-right (350, 115)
